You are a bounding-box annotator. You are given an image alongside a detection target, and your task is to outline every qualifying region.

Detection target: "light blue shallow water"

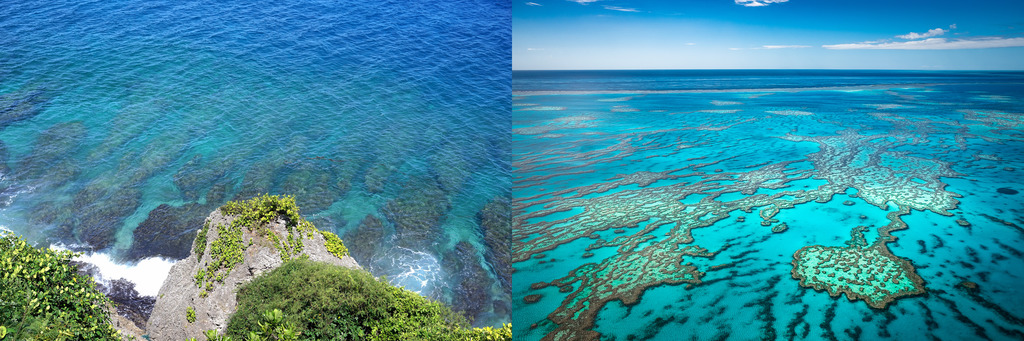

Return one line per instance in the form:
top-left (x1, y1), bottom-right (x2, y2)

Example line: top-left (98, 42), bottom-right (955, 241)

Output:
top-left (0, 0), bottom-right (510, 327)
top-left (512, 71), bottom-right (1024, 340)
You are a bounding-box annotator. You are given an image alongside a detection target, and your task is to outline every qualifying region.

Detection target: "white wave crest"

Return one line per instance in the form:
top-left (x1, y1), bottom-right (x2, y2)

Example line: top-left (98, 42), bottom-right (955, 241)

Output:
top-left (50, 244), bottom-right (176, 297)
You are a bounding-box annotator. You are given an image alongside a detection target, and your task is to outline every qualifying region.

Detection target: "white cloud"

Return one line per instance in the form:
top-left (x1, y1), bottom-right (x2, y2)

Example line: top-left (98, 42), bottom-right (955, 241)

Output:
top-left (735, 0), bottom-right (788, 7)
top-left (685, 43), bottom-right (696, 46)
top-left (568, 0), bottom-right (599, 4)
top-left (527, 48), bottom-right (546, 51)
top-left (896, 28), bottom-right (948, 40)
top-left (896, 25), bottom-right (958, 39)
top-left (603, 5), bottom-right (639, 12)
top-left (823, 37), bottom-right (1024, 50)
top-left (761, 45), bottom-right (811, 49)
top-left (526, 2), bottom-right (542, 5)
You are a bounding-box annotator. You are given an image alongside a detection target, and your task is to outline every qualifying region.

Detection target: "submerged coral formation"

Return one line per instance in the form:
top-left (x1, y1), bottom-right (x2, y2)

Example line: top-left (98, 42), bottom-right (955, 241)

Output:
top-left (512, 85), bottom-right (1024, 340)
top-left (791, 219), bottom-right (925, 309)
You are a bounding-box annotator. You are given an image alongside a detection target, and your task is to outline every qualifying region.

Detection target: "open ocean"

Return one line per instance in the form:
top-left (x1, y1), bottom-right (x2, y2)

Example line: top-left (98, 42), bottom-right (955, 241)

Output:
top-left (0, 0), bottom-right (510, 327)
top-left (512, 70), bottom-right (1024, 340)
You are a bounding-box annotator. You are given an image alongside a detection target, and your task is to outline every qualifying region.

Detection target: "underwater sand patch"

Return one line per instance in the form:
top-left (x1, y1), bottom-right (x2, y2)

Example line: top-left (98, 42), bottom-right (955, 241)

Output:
top-left (696, 109), bottom-right (741, 114)
top-left (554, 115), bottom-right (597, 123)
top-left (867, 104), bottom-right (905, 110)
top-left (516, 106), bottom-right (567, 111)
top-left (744, 93), bottom-right (774, 99)
top-left (597, 96), bottom-right (636, 102)
top-left (975, 95), bottom-right (1012, 102)
top-left (768, 110), bottom-right (814, 116)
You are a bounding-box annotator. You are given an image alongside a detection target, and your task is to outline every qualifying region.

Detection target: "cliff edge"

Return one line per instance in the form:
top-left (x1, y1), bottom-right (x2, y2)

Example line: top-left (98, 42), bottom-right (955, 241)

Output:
top-left (145, 196), bottom-right (358, 341)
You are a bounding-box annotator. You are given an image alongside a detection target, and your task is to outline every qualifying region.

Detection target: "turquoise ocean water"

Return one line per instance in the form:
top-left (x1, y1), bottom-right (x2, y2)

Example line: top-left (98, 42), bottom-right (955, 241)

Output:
top-left (0, 0), bottom-right (510, 327)
top-left (512, 70), bottom-right (1024, 340)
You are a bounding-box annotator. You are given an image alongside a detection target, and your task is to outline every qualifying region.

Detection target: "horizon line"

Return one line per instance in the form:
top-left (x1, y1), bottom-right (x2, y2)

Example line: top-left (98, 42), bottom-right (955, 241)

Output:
top-left (512, 68), bottom-right (1024, 72)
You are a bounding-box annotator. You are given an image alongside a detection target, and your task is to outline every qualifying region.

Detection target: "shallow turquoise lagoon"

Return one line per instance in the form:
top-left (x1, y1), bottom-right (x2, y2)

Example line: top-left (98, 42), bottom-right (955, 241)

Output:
top-left (512, 70), bottom-right (1024, 340)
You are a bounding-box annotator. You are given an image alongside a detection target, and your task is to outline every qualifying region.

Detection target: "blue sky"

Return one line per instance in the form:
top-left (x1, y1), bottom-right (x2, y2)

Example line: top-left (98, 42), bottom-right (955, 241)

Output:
top-left (513, 0), bottom-right (1024, 70)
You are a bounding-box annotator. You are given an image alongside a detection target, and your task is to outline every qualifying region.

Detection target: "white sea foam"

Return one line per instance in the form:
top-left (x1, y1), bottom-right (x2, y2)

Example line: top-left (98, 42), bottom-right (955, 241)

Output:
top-left (388, 246), bottom-right (444, 296)
top-left (50, 244), bottom-right (176, 297)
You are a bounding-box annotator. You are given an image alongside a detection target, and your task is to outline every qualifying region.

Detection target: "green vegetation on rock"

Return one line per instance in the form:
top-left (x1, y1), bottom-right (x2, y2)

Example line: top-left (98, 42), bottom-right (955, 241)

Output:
top-left (220, 194), bottom-right (318, 261)
top-left (222, 259), bottom-right (510, 341)
top-left (193, 221), bottom-right (210, 260)
top-left (0, 233), bottom-right (121, 340)
top-left (196, 194), bottom-right (344, 292)
top-left (318, 230), bottom-right (349, 258)
top-left (187, 306), bottom-right (197, 323)
top-left (194, 221), bottom-right (244, 291)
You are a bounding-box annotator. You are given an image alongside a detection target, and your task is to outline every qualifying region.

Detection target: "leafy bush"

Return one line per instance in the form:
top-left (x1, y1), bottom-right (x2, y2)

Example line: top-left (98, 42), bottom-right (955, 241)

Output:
top-left (0, 233), bottom-right (121, 340)
top-left (190, 308), bottom-right (299, 341)
top-left (224, 259), bottom-right (510, 341)
top-left (187, 306), bottom-right (197, 323)
top-left (245, 309), bottom-right (299, 341)
top-left (318, 230), bottom-right (349, 258)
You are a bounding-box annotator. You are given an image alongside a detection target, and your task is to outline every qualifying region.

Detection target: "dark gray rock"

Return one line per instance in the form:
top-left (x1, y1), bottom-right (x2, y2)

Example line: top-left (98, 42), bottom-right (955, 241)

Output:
top-left (126, 203), bottom-right (210, 261)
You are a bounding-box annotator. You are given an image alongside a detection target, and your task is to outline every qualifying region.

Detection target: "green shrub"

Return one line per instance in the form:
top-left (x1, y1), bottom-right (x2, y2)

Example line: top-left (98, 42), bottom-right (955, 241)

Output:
top-left (187, 306), bottom-right (197, 323)
top-left (223, 259), bottom-right (509, 341)
top-left (0, 233), bottom-right (121, 340)
top-left (469, 323), bottom-right (513, 341)
top-left (318, 230), bottom-right (349, 258)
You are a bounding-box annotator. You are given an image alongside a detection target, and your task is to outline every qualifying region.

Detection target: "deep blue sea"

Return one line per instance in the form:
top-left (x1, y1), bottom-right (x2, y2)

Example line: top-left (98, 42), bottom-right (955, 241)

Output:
top-left (512, 70), bottom-right (1024, 340)
top-left (0, 0), bottom-right (510, 327)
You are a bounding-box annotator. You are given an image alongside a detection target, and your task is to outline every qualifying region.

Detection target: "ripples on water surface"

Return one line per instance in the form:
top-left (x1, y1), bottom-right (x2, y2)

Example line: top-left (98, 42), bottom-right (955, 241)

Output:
top-left (0, 0), bottom-right (510, 327)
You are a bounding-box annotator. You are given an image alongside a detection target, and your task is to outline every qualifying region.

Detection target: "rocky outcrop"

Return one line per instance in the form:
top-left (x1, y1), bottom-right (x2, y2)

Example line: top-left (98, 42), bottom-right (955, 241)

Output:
top-left (102, 278), bottom-right (156, 331)
top-left (71, 261), bottom-right (152, 340)
top-left (442, 241), bottom-right (492, 323)
top-left (343, 214), bottom-right (386, 272)
top-left (128, 182), bottom-right (230, 261)
top-left (108, 307), bottom-right (146, 341)
top-left (0, 85), bottom-right (50, 129)
top-left (126, 202), bottom-right (214, 261)
top-left (383, 176), bottom-right (451, 251)
top-left (478, 195), bottom-right (511, 294)
top-left (145, 208), bottom-right (359, 341)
